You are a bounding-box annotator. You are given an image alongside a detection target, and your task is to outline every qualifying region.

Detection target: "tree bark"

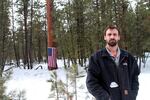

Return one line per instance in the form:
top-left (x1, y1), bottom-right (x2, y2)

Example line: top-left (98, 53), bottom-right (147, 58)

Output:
top-left (23, 0), bottom-right (29, 68)
top-left (29, 0), bottom-right (34, 69)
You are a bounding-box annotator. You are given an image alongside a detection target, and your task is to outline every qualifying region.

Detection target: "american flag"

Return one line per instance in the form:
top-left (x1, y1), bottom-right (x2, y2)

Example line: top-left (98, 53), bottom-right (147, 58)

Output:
top-left (48, 47), bottom-right (58, 70)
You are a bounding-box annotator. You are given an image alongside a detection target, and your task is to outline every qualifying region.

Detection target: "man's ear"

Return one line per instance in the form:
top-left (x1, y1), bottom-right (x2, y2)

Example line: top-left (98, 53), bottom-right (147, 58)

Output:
top-left (104, 36), bottom-right (106, 40)
top-left (118, 35), bottom-right (121, 40)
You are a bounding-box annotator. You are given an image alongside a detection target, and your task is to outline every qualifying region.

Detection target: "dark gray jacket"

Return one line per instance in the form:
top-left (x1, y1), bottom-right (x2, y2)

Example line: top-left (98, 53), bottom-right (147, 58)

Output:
top-left (86, 48), bottom-right (140, 100)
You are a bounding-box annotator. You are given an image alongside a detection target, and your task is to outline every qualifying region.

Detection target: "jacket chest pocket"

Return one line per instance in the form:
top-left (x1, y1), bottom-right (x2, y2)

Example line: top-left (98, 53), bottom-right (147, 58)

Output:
top-left (120, 62), bottom-right (129, 76)
top-left (121, 62), bottom-right (128, 72)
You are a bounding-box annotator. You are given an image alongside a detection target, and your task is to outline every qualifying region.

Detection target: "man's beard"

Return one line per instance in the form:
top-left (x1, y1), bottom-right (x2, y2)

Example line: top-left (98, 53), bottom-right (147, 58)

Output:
top-left (107, 39), bottom-right (118, 47)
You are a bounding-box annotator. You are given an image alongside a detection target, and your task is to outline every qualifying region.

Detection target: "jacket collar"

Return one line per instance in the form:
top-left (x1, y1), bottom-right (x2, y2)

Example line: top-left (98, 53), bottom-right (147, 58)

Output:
top-left (100, 48), bottom-right (128, 58)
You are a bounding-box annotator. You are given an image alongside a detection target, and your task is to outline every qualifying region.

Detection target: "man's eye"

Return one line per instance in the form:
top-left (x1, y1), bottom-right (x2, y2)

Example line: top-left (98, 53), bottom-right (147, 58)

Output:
top-left (113, 34), bottom-right (117, 36)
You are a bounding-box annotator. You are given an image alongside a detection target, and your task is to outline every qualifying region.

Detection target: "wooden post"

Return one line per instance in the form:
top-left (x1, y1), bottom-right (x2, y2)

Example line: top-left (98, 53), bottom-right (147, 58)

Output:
top-left (46, 0), bottom-right (54, 47)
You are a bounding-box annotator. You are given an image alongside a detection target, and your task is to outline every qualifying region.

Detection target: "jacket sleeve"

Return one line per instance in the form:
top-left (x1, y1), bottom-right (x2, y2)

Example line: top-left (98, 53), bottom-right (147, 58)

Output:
top-left (130, 59), bottom-right (140, 100)
top-left (86, 55), bottom-right (110, 100)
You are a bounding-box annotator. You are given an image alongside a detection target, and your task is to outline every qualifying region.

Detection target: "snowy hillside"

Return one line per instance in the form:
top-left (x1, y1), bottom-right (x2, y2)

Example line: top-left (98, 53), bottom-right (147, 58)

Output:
top-left (4, 58), bottom-right (150, 100)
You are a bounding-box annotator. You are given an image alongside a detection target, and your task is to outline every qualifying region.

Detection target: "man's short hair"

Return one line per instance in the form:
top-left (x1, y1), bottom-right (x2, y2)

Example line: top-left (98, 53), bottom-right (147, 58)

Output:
top-left (103, 25), bottom-right (121, 36)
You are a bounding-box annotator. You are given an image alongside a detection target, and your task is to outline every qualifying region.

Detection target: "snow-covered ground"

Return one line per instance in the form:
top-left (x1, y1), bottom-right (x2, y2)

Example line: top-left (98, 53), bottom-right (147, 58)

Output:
top-left (4, 58), bottom-right (150, 100)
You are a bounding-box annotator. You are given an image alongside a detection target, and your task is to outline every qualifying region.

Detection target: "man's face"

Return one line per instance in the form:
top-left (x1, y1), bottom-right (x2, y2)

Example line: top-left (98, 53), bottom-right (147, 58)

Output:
top-left (104, 29), bottom-right (120, 47)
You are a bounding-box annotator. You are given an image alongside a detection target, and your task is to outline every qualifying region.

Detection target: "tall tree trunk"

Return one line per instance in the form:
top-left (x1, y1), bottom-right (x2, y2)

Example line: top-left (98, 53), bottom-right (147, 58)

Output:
top-left (120, 0), bottom-right (128, 49)
top-left (0, 0), bottom-right (4, 74)
top-left (12, 0), bottom-right (20, 67)
top-left (74, 0), bottom-right (85, 66)
top-left (0, 0), bottom-right (6, 74)
top-left (22, 26), bottom-right (26, 69)
top-left (95, 0), bottom-right (101, 49)
top-left (29, 0), bottom-right (34, 69)
top-left (67, 0), bottom-right (76, 64)
top-left (44, 10), bottom-right (48, 63)
top-left (0, 0), bottom-right (9, 98)
top-left (38, 38), bottom-right (42, 63)
top-left (23, 0), bottom-right (29, 69)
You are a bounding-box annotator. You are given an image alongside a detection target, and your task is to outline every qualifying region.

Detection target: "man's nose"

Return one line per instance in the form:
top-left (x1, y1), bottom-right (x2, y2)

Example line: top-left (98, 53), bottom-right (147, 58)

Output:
top-left (110, 35), bottom-right (115, 39)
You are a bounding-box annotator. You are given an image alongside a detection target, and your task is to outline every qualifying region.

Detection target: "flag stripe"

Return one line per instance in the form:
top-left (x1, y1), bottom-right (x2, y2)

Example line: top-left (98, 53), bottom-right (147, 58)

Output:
top-left (48, 47), bottom-right (57, 70)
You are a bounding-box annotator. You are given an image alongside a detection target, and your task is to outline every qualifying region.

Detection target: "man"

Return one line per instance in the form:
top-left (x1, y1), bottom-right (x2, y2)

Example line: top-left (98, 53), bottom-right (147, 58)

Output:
top-left (86, 25), bottom-right (140, 100)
